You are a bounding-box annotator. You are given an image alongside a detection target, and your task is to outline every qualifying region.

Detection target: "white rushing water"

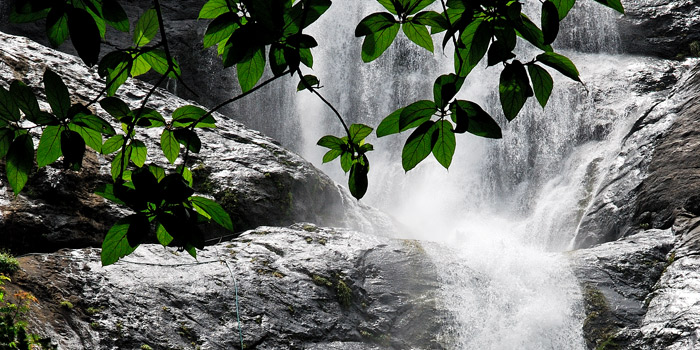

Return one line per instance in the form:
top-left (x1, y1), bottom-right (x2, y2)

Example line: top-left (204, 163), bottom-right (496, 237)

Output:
top-left (290, 1), bottom-right (640, 348)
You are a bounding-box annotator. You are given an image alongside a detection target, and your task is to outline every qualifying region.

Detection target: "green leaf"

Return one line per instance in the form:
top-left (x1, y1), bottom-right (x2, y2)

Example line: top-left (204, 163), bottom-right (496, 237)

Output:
top-left (44, 69), bottom-right (71, 120)
top-left (541, 0), bottom-right (560, 46)
top-left (190, 196), bottom-right (234, 231)
top-left (361, 23), bottom-right (400, 62)
top-left (160, 129), bottom-right (179, 164)
top-left (528, 64), bottom-right (554, 108)
top-left (72, 113), bottom-right (116, 135)
top-left (68, 122), bottom-right (102, 153)
top-left (322, 149), bottom-right (342, 163)
top-left (133, 8), bottom-right (158, 47)
top-left (199, 0), bottom-right (232, 19)
top-left (317, 135), bottom-right (346, 150)
top-left (451, 100), bottom-right (502, 138)
top-left (355, 12), bottom-right (397, 37)
top-left (204, 12), bottom-right (238, 49)
top-left (399, 100), bottom-right (437, 130)
top-left (432, 120), bottom-right (456, 169)
top-left (297, 75), bottom-right (320, 91)
top-left (36, 125), bottom-right (63, 167)
top-left (172, 105), bottom-right (212, 128)
top-left (349, 124), bottom-right (374, 144)
top-left (460, 18), bottom-right (492, 67)
top-left (6, 134), bottom-right (34, 195)
top-left (348, 159), bottom-right (369, 200)
top-left (130, 54), bottom-right (152, 77)
top-left (129, 140), bottom-right (147, 167)
top-left (103, 0), bottom-right (130, 32)
top-left (552, 0), bottom-right (576, 20)
top-left (536, 52), bottom-right (581, 82)
top-left (46, 5), bottom-right (69, 47)
top-left (10, 81), bottom-right (40, 121)
top-left (377, 0), bottom-right (398, 15)
top-left (407, 0), bottom-right (435, 15)
top-left (100, 97), bottom-right (133, 122)
top-left (101, 216), bottom-right (140, 266)
top-left (376, 108), bottom-right (404, 137)
top-left (0, 129), bottom-right (13, 159)
top-left (499, 60), bottom-right (533, 121)
top-left (95, 183), bottom-right (126, 205)
top-left (156, 223), bottom-right (174, 246)
top-left (402, 120), bottom-right (437, 171)
top-left (98, 51), bottom-right (131, 97)
top-left (10, 8), bottom-right (50, 23)
top-left (299, 48), bottom-right (314, 68)
top-left (237, 47), bottom-right (266, 93)
top-left (594, 0), bottom-right (624, 14)
top-left (340, 151), bottom-right (353, 173)
top-left (111, 148), bottom-right (131, 181)
top-left (412, 11), bottom-right (449, 31)
top-left (102, 135), bottom-right (125, 154)
top-left (0, 86), bottom-right (20, 123)
top-left (67, 7), bottom-right (101, 66)
top-left (402, 22), bottom-right (433, 52)
top-left (142, 49), bottom-right (181, 79)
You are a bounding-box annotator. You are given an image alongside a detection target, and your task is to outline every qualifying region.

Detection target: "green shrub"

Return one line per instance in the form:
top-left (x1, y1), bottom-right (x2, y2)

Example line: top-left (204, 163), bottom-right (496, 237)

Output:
top-left (0, 251), bottom-right (20, 275)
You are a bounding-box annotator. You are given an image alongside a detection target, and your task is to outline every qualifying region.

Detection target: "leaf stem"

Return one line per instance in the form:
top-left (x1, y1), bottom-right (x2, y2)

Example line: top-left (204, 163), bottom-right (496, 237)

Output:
top-left (295, 68), bottom-right (351, 139)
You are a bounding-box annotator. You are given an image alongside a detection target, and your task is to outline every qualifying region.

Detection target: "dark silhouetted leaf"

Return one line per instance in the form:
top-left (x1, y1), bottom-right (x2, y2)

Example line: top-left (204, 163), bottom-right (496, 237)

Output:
top-left (61, 129), bottom-right (85, 170)
top-left (103, 0), bottom-right (129, 32)
top-left (46, 5), bottom-right (68, 47)
top-left (594, 0), bottom-right (624, 14)
top-left (552, 0), bottom-right (576, 20)
top-left (528, 63), bottom-right (554, 108)
top-left (355, 12), bottom-right (396, 37)
top-left (541, 0), bottom-right (559, 46)
top-left (10, 81), bottom-right (40, 120)
top-left (69, 121), bottom-right (102, 153)
top-left (348, 159), bottom-right (369, 200)
top-left (0, 129), bottom-right (13, 159)
top-left (0, 86), bottom-right (20, 123)
top-left (6, 134), bottom-right (34, 195)
top-left (451, 100), bottom-right (502, 138)
top-left (68, 7), bottom-right (101, 66)
top-left (297, 74), bottom-right (320, 91)
top-left (204, 12), bottom-right (238, 48)
top-left (174, 129), bottom-right (201, 153)
top-left (44, 69), bottom-right (70, 120)
top-left (499, 60), bottom-right (533, 121)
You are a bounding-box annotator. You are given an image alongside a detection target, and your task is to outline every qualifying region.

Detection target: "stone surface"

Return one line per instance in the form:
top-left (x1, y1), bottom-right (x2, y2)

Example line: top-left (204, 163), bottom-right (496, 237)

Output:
top-left (0, 31), bottom-right (396, 253)
top-left (573, 60), bottom-right (698, 248)
top-left (7, 224), bottom-right (446, 350)
top-left (617, 0), bottom-right (700, 58)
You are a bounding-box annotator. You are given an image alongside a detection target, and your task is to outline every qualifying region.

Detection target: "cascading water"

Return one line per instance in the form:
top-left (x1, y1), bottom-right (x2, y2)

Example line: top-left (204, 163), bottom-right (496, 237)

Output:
top-left (285, 1), bottom-right (644, 348)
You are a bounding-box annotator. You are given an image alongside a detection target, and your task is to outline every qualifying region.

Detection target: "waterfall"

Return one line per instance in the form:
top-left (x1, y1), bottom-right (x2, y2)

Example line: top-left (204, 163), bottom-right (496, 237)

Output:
top-left (290, 1), bottom-right (637, 348)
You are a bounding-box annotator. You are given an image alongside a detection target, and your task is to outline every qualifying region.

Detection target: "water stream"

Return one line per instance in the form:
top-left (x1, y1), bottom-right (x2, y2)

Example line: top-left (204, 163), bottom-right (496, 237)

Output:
top-left (273, 1), bottom-right (635, 348)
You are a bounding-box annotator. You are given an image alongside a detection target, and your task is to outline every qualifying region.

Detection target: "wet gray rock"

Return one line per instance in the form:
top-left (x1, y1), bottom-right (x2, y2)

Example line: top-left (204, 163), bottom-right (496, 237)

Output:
top-left (618, 0), bottom-right (700, 58)
top-left (10, 224), bottom-right (446, 350)
top-left (569, 229), bottom-right (674, 349)
top-left (0, 31), bottom-right (396, 253)
top-left (573, 60), bottom-right (697, 248)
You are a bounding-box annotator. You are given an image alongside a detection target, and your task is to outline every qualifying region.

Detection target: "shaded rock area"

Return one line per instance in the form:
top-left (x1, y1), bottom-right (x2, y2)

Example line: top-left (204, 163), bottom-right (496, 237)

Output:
top-left (6, 224), bottom-right (446, 350)
top-left (618, 0), bottom-right (700, 58)
top-left (0, 31), bottom-right (396, 254)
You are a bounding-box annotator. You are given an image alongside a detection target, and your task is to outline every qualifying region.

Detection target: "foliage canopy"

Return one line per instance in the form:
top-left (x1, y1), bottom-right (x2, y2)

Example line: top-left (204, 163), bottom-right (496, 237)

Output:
top-left (1, 0), bottom-right (623, 264)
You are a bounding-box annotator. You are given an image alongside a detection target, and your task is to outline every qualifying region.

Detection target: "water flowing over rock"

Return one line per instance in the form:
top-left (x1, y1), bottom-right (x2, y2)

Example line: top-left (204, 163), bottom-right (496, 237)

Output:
top-left (0, 31), bottom-right (396, 253)
top-left (9, 224), bottom-right (446, 349)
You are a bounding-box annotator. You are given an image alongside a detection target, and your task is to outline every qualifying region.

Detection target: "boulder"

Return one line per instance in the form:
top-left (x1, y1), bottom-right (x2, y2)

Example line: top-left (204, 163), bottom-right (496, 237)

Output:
top-left (6, 224), bottom-right (446, 349)
top-left (617, 0), bottom-right (700, 58)
top-left (0, 31), bottom-right (395, 253)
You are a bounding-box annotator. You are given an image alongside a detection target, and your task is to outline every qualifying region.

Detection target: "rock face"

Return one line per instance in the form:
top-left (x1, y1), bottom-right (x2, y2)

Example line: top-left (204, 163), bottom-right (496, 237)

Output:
top-left (7, 224), bottom-right (445, 350)
top-left (0, 31), bottom-right (395, 253)
top-left (617, 0), bottom-right (700, 58)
